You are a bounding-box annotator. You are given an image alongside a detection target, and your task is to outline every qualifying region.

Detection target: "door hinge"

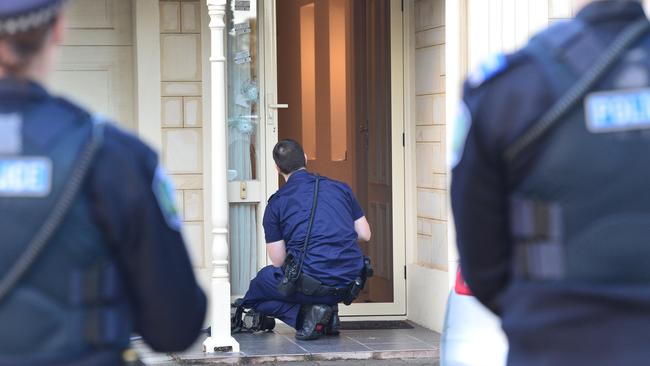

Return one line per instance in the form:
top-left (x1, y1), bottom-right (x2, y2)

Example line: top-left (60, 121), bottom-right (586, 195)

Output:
top-left (402, 133), bottom-right (405, 147)
top-left (401, 0), bottom-right (404, 12)
top-left (404, 265), bottom-right (407, 279)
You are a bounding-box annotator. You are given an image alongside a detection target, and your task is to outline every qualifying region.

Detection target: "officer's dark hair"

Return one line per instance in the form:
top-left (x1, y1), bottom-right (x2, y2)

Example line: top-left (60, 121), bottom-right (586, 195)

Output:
top-left (0, 18), bottom-right (58, 76)
top-left (273, 139), bottom-right (306, 175)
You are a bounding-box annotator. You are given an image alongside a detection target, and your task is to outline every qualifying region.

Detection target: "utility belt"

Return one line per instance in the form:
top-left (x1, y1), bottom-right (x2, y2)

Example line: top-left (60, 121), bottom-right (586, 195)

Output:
top-left (281, 255), bottom-right (374, 305)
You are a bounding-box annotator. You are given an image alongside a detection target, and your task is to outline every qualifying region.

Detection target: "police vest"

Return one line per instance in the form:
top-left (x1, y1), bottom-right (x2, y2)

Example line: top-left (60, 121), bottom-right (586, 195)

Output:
top-left (0, 110), bottom-right (132, 365)
top-left (507, 19), bottom-right (650, 283)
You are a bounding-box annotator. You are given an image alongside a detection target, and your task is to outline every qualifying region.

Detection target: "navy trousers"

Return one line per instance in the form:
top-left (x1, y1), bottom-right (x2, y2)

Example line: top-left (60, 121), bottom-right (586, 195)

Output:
top-left (241, 266), bottom-right (344, 329)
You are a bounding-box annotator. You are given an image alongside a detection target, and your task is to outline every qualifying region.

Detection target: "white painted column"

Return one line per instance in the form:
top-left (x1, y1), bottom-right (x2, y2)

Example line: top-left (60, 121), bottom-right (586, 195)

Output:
top-left (203, 0), bottom-right (240, 354)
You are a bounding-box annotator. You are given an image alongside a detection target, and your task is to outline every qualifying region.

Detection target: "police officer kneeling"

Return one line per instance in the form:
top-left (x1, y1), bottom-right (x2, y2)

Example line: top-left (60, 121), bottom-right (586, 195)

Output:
top-left (452, 0), bottom-right (650, 365)
top-left (235, 139), bottom-right (372, 341)
top-left (0, 1), bottom-right (206, 365)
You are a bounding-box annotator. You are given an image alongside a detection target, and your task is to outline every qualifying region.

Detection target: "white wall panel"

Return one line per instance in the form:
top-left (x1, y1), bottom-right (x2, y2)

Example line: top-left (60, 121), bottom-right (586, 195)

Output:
top-left (549, 0), bottom-right (574, 18)
top-left (52, 46), bottom-right (135, 130)
top-left (467, 0), bottom-right (549, 72)
top-left (52, 0), bottom-right (135, 130)
top-left (63, 0), bottom-right (133, 46)
top-left (160, 1), bottom-right (182, 33)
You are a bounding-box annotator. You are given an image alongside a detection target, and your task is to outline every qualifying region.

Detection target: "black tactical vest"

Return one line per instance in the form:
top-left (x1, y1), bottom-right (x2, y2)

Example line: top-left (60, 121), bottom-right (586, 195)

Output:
top-left (0, 111), bottom-right (132, 365)
top-left (508, 19), bottom-right (650, 283)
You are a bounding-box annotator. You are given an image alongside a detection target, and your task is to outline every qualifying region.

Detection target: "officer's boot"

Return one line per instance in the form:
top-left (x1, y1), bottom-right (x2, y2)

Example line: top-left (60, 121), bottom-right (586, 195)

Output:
top-left (230, 298), bottom-right (245, 333)
top-left (230, 299), bottom-right (244, 334)
top-left (295, 304), bottom-right (333, 341)
top-left (325, 304), bottom-right (341, 336)
top-left (243, 310), bottom-right (276, 332)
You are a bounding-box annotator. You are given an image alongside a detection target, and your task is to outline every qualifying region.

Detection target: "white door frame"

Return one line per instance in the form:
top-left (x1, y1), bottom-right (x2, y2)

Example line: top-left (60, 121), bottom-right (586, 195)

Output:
top-left (260, 0), bottom-right (407, 318)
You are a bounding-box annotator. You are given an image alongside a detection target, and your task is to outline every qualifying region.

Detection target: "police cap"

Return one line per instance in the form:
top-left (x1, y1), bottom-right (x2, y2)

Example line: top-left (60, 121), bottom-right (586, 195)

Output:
top-left (0, 0), bottom-right (65, 35)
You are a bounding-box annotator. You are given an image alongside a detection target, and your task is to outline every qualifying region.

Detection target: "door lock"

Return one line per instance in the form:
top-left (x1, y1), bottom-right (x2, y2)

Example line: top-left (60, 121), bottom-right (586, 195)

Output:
top-left (240, 181), bottom-right (247, 200)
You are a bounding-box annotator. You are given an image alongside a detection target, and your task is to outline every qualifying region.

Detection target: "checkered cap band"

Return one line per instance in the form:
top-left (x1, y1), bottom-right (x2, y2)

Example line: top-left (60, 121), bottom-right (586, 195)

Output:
top-left (0, 0), bottom-right (64, 36)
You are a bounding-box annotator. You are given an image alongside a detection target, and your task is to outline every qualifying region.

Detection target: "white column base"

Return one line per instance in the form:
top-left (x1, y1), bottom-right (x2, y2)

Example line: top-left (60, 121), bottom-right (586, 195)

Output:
top-left (203, 335), bottom-right (240, 353)
top-left (203, 272), bottom-right (240, 353)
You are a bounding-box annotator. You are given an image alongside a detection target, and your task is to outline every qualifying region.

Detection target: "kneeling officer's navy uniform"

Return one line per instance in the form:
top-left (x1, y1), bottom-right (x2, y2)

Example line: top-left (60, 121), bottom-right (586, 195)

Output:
top-left (452, 1), bottom-right (650, 365)
top-left (241, 170), bottom-right (365, 330)
top-left (0, 1), bottom-right (206, 365)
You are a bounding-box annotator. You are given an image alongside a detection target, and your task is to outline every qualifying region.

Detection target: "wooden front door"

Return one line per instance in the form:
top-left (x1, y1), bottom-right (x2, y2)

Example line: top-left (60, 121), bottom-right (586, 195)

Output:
top-left (276, 0), bottom-right (394, 304)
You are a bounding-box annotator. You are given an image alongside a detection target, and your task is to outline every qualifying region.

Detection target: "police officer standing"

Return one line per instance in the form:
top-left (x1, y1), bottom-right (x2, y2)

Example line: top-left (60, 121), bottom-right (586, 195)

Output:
top-left (238, 139), bottom-right (371, 340)
top-left (0, 1), bottom-right (206, 365)
top-left (452, 0), bottom-right (650, 364)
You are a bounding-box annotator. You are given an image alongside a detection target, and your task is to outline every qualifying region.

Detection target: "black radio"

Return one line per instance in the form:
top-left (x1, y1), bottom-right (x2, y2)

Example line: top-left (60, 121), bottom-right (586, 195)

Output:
top-left (278, 254), bottom-right (300, 297)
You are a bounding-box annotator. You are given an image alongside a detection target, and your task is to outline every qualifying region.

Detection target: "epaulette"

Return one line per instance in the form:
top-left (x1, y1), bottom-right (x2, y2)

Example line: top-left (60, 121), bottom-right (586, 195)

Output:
top-left (267, 192), bottom-right (278, 203)
top-left (526, 19), bottom-right (585, 59)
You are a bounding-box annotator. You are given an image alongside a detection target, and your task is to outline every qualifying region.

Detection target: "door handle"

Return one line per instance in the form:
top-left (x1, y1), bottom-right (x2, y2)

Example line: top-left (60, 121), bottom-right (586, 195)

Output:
top-left (266, 92), bottom-right (288, 126)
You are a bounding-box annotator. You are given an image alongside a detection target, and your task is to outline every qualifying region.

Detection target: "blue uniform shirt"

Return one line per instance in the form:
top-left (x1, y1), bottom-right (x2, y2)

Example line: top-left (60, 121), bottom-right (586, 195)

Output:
top-left (0, 78), bottom-right (206, 355)
top-left (263, 170), bottom-right (365, 287)
top-left (451, 2), bottom-right (650, 365)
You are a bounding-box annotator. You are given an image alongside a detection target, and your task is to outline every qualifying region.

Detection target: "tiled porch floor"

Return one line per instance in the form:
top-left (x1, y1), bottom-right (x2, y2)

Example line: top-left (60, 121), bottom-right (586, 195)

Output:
top-left (136, 322), bottom-right (440, 365)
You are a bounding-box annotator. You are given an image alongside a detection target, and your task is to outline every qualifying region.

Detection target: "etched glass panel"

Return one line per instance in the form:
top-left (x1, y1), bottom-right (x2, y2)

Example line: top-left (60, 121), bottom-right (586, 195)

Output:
top-left (226, 0), bottom-right (260, 295)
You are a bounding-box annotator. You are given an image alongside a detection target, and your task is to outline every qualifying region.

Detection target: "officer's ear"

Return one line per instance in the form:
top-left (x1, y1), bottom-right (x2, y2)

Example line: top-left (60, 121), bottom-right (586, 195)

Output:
top-left (275, 164), bottom-right (280, 174)
top-left (50, 14), bottom-right (66, 46)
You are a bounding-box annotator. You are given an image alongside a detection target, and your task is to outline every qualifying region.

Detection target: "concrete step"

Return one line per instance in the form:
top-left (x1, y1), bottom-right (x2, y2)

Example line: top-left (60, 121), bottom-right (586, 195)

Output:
top-left (135, 323), bottom-right (440, 365)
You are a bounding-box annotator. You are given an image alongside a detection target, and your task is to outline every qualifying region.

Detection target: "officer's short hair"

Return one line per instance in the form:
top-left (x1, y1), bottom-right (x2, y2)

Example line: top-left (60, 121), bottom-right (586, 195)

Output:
top-left (0, 16), bottom-right (58, 76)
top-left (0, 19), bottom-right (58, 75)
top-left (273, 139), bottom-right (306, 175)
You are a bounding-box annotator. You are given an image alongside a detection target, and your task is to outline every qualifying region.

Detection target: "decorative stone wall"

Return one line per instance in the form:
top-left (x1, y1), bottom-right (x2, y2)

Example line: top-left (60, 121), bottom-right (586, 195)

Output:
top-left (159, 0), bottom-right (206, 271)
top-left (414, 0), bottom-right (448, 270)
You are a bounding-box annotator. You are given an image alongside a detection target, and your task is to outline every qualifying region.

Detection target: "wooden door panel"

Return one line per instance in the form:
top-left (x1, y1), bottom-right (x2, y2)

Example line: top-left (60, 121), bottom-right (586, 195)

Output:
top-left (277, 0), bottom-right (393, 304)
top-left (357, 0), bottom-right (393, 303)
top-left (277, 0), bottom-right (355, 187)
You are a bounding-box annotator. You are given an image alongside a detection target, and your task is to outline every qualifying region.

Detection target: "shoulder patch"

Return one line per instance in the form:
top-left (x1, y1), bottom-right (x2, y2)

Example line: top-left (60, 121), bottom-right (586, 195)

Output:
top-left (152, 165), bottom-right (181, 231)
top-left (467, 53), bottom-right (508, 88)
top-left (530, 19), bottom-right (584, 54)
top-left (449, 102), bottom-right (472, 169)
top-left (0, 157), bottom-right (52, 197)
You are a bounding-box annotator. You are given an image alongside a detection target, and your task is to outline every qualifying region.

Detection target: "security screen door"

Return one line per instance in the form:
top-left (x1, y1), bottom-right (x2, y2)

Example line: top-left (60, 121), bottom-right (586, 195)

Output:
top-left (262, 0), bottom-right (406, 317)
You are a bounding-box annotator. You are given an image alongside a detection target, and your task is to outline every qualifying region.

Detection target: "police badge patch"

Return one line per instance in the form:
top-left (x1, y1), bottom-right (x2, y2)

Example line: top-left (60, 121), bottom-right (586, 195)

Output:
top-left (585, 88), bottom-right (650, 133)
top-left (152, 165), bottom-right (181, 231)
top-left (0, 157), bottom-right (52, 197)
